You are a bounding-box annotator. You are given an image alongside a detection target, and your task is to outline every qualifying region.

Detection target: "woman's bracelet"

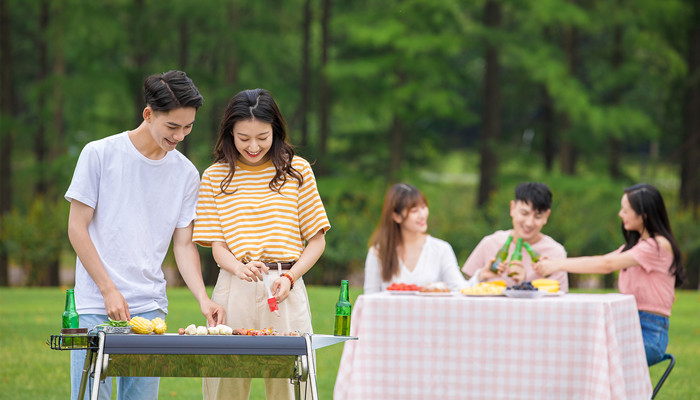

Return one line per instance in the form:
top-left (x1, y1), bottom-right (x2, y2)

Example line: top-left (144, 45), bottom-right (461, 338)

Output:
top-left (282, 272), bottom-right (295, 289)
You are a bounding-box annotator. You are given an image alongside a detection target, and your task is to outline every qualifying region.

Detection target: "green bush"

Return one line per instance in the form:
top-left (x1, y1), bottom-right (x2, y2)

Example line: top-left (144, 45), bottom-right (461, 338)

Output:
top-left (0, 197), bottom-right (69, 285)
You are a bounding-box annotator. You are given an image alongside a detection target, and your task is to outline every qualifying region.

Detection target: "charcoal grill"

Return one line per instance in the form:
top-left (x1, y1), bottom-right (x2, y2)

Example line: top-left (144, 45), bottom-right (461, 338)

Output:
top-left (49, 332), bottom-right (355, 400)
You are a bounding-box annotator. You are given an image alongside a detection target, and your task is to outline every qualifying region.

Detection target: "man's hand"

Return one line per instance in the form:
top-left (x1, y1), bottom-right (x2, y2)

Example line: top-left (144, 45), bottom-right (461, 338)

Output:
top-left (103, 287), bottom-right (131, 321)
top-left (507, 260), bottom-right (526, 284)
top-left (200, 298), bottom-right (226, 327)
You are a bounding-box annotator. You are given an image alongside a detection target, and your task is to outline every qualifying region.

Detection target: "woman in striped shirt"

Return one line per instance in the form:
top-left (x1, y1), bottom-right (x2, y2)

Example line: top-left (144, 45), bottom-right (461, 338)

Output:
top-left (193, 89), bottom-right (330, 400)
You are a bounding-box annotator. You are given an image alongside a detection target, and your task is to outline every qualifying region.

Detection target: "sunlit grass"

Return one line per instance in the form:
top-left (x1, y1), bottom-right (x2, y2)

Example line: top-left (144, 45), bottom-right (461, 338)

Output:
top-left (0, 287), bottom-right (696, 399)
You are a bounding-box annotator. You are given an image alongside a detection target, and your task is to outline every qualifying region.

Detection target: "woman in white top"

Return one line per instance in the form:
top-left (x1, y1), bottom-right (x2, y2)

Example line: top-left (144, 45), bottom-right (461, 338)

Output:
top-left (364, 183), bottom-right (467, 294)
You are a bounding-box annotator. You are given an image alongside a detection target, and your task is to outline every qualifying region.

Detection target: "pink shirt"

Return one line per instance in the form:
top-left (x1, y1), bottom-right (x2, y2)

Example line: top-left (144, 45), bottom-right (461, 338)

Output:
top-left (617, 238), bottom-right (675, 316)
top-left (462, 230), bottom-right (569, 291)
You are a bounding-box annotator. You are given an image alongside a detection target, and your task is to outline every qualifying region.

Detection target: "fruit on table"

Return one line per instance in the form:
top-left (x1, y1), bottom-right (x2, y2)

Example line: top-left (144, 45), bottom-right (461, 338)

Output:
top-left (509, 281), bottom-right (538, 291)
top-left (386, 282), bottom-right (422, 291)
top-left (130, 316), bottom-right (154, 334)
top-left (532, 279), bottom-right (560, 293)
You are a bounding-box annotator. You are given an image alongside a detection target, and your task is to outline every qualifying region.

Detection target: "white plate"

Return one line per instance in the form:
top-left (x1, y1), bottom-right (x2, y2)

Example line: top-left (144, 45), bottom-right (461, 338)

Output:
top-left (460, 292), bottom-right (505, 297)
top-left (542, 290), bottom-right (565, 296)
top-left (386, 290), bottom-right (419, 295)
top-left (503, 289), bottom-right (546, 299)
top-left (416, 291), bottom-right (454, 297)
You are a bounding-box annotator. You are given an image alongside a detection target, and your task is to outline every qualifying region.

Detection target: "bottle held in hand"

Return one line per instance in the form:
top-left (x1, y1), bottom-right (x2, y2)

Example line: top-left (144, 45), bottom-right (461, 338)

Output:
top-left (334, 280), bottom-right (352, 336)
top-left (522, 241), bottom-right (541, 263)
top-left (490, 235), bottom-right (513, 273)
top-left (507, 238), bottom-right (524, 277)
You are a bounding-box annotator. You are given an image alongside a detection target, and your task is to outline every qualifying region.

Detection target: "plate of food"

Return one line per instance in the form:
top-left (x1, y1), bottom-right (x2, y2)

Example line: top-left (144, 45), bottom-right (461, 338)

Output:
top-left (386, 282), bottom-right (421, 294)
top-left (503, 289), bottom-right (546, 299)
top-left (417, 282), bottom-right (453, 296)
top-left (460, 281), bottom-right (506, 296)
top-left (532, 279), bottom-right (561, 295)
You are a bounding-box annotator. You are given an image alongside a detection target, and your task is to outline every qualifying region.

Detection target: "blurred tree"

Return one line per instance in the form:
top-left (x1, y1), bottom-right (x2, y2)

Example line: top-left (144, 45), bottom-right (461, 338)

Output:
top-left (0, 0), bottom-right (14, 286)
top-left (477, 0), bottom-right (502, 207)
top-left (299, 0), bottom-right (313, 148)
top-left (680, 0), bottom-right (700, 213)
top-left (318, 0), bottom-right (332, 175)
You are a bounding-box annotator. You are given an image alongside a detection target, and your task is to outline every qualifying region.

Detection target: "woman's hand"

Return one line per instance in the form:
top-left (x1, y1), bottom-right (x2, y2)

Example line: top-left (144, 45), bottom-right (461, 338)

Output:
top-left (234, 261), bottom-right (269, 282)
top-left (271, 275), bottom-right (293, 303)
top-left (479, 259), bottom-right (506, 281)
top-left (533, 257), bottom-right (558, 277)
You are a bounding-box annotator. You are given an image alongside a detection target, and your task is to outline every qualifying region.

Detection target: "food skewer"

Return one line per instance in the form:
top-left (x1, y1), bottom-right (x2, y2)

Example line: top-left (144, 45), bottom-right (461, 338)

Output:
top-left (261, 271), bottom-right (280, 317)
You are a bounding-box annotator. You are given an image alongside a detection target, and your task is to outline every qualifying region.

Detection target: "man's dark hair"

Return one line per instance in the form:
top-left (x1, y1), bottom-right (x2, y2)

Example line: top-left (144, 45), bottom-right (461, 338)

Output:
top-left (143, 70), bottom-right (203, 111)
top-left (514, 182), bottom-right (552, 212)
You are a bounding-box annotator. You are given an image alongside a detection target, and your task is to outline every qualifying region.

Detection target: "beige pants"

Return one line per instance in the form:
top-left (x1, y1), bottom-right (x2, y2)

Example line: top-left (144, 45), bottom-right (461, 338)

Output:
top-left (202, 268), bottom-right (313, 400)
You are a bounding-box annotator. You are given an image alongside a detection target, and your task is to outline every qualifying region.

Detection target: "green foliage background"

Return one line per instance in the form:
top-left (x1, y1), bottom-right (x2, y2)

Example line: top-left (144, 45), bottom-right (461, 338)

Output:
top-left (1, 0), bottom-right (699, 288)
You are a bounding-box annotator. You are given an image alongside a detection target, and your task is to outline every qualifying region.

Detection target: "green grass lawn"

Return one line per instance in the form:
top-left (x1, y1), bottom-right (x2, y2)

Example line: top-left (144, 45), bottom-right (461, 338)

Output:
top-left (0, 287), bottom-right (697, 399)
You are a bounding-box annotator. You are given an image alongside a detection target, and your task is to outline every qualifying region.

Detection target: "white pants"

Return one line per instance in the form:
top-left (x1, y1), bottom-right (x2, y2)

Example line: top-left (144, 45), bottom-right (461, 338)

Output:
top-left (202, 268), bottom-right (313, 400)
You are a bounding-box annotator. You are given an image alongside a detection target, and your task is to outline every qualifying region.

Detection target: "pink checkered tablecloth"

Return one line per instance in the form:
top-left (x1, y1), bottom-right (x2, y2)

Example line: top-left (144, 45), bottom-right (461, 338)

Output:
top-left (334, 293), bottom-right (652, 400)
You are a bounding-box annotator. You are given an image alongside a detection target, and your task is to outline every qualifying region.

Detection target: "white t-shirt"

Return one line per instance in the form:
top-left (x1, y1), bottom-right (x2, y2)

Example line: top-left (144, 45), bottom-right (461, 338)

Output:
top-left (363, 235), bottom-right (467, 294)
top-left (65, 131), bottom-right (200, 314)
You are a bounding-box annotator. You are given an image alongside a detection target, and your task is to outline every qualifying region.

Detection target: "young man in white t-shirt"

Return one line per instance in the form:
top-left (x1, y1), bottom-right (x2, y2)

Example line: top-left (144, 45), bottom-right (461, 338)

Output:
top-left (65, 70), bottom-right (225, 400)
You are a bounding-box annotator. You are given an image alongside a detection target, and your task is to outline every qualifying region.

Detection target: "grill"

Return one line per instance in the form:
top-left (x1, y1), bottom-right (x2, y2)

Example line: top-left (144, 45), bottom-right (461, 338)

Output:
top-left (49, 331), bottom-right (355, 400)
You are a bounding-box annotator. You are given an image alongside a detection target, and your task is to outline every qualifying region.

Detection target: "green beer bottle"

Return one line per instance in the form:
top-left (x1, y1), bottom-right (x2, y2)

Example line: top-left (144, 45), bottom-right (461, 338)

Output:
top-left (507, 238), bottom-right (524, 277)
top-left (62, 289), bottom-right (79, 347)
top-left (334, 280), bottom-right (351, 336)
top-left (62, 289), bottom-right (79, 329)
top-left (522, 241), bottom-right (541, 263)
top-left (489, 235), bottom-right (513, 273)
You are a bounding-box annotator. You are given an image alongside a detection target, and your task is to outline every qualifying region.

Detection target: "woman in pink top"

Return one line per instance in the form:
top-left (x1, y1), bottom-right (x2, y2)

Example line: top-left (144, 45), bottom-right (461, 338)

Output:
top-left (535, 183), bottom-right (684, 365)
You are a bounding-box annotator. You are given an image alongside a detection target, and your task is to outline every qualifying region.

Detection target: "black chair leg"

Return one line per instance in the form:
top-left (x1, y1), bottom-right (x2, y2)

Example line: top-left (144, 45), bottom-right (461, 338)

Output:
top-left (651, 353), bottom-right (675, 399)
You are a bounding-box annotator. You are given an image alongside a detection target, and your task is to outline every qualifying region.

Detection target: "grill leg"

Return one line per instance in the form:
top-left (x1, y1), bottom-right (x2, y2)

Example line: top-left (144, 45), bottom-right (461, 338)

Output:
top-left (90, 331), bottom-right (107, 400)
top-left (77, 349), bottom-right (94, 400)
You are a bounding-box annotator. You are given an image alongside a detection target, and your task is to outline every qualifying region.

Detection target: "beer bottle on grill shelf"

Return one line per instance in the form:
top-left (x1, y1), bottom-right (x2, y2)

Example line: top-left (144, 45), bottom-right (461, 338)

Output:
top-left (63, 289), bottom-right (79, 329)
top-left (62, 289), bottom-right (79, 347)
top-left (489, 235), bottom-right (513, 273)
top-left (522, 241), bottom-right (541, 263)
top-left (334, 280), bottom-right (352, 336)
top-left (507, 238), bottom-right (524, 277)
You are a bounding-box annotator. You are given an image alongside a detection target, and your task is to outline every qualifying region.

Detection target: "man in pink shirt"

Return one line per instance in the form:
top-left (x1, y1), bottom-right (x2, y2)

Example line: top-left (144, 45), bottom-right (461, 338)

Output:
top-left (462, 182), bottom-right (569, 291)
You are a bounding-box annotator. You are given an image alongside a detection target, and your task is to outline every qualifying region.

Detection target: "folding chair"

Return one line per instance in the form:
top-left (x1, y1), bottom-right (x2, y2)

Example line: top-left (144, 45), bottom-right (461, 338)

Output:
top-left (650, 353), bottom-right (675, 399)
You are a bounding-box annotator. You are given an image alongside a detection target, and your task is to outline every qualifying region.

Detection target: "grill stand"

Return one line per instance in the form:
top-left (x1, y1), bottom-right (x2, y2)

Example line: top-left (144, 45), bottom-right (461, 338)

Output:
top-left (72, 332), bottom-right (355, 400)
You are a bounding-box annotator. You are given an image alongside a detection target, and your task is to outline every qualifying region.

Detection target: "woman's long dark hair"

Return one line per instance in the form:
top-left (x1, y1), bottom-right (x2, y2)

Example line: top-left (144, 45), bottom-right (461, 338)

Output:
top-left (369, 183), bottom-right (428, 282)
top-left (621, 183), bottom-right (685, 287)
top-left (213, 89), bottom-right (303, 195)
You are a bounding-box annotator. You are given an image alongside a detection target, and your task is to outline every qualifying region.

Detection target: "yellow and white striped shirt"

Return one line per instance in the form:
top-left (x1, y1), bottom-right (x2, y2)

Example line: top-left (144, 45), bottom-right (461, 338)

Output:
top-left (193, 156), bottom-right (330, 263)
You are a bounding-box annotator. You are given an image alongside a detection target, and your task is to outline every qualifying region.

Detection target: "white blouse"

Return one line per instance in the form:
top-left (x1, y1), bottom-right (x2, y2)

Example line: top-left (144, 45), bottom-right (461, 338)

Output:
top-left (363, 235), bottom-right (468, 294)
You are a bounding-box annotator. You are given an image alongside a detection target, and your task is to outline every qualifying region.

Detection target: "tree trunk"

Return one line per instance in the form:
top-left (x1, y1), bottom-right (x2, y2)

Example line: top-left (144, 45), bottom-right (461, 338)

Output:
top-left (179, 21), bottom-right (190, 158)
top-left (559, 26), bottom-right (579, 176)
top-left (318, 0), bottom-right (331, 176)
top-left (608, 25), bottom-right (623, 180)
top-left (299, 0), bottom-right (312, 148)
top-left (131, 0), bottom-right (148, 126)
top-left (680, 0), bottom-right (700, 289)
top-left (0, 0), bottom-right (14, 286)
top-left (477, 0), bottom-right (501, 207)
top-left (35, 0), bottom-right (49, 197)
top-left (680, 0), bottom-right (700, 212)
top-left (388, 113), bottom-right (404, 182)
top-left (541, 88), bottom-right (555, 172)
